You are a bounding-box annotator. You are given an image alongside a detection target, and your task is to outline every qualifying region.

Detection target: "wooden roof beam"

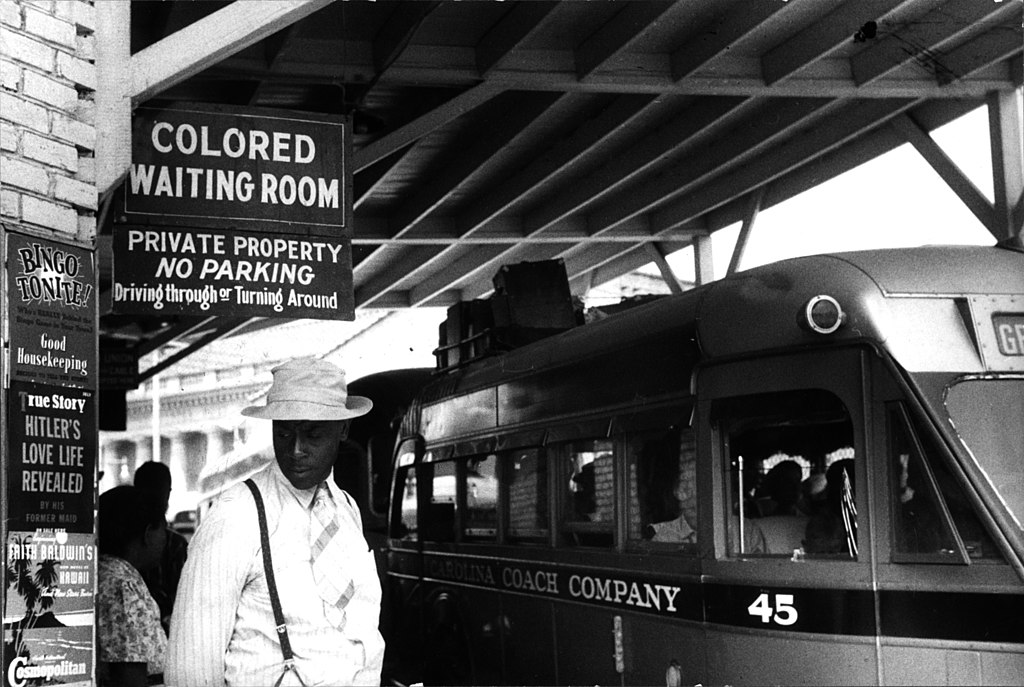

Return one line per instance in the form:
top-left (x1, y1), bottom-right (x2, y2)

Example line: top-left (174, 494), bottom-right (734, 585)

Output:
top-left (408, 246), bottom-right (513, 306)
top-left (523, 96), bottom-right (751, 235)
top-left (727, 189), bottom-right (764, 276)
top-left (585, 97), bottom-right (836, 236)
top-left (644, 242), bottom-right (684, 295)
top-left (457, 94), bottom-right (665, 237)
top-left (248, 23), bottom-right (302, 105)
top-left (373, 2), bottom-right (440, 73)
top-left (385, 92), bottom-right (565, 238)
top-left (702, 104), bottom-right (981, 234)
top-left (652, 98), bottom-right (917, 234)
top-left (849, 0), bottom-right (1015, 87)
top-left (131, 0), bottom-right (335, 104)
top-left (354, 246), bottom-right (446, 308)
top-left (476, 1), bottom-right (560, 76)
top-left (670, 1), bottom-right (789, 81)
top-left (352, 82), bottom-right (505, 171)
top-left (575, 1), bottom-right (676, 80)
top-left (890, 113), bottom-right (994, 232)
top-left (353, 146), bottom-right (416, 210)
top-left (762, 0), bottom-right (905, 85)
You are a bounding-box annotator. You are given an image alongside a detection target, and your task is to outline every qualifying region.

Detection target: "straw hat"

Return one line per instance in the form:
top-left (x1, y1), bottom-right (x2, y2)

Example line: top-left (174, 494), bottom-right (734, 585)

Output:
top-left (241, 357), bottom-right (372, 421)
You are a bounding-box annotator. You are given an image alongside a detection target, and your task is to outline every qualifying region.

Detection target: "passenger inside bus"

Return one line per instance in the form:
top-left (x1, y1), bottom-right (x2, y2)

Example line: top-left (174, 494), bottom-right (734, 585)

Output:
top-left (718, 389), bottom-right (857, 558)
top-left (648, 476), bottom-right (696, 544)
top-left (750, 460), bottom-right (807, 554)
top-left (564, 441), bottom-right (614, 546)
top-left (637, 429), bottom-right (697, 545)
top-left (803, 459), bottom-right (858, 556)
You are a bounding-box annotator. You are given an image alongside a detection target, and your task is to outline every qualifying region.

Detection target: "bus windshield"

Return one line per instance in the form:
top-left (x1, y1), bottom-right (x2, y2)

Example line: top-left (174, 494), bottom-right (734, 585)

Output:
top-left (945, 378), bottom-right (1024, 531)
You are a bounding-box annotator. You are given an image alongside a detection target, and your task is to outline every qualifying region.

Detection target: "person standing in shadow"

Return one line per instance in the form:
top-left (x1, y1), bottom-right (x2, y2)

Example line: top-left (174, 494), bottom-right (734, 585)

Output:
top-left (134, 461), bottom-right (189, 634)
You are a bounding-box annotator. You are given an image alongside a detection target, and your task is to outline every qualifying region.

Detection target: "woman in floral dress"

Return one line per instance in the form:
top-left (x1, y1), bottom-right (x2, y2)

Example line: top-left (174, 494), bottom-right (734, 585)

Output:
top-left (97, 485), bottom-right (168, 686)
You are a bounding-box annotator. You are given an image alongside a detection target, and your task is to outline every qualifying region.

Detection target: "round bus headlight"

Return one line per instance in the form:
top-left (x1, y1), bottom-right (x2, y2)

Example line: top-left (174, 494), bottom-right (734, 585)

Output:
top-left (802, 295), bottom-right (845, 334)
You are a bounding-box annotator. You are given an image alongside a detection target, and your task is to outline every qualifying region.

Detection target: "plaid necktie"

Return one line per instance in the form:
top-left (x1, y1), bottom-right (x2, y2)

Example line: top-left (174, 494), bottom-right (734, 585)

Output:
top-left (310, 482), bottom-right (355, 625)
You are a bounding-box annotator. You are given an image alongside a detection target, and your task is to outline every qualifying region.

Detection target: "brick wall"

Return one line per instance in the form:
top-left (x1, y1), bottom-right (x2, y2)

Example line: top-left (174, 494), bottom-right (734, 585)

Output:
top-left (1, 0), bottom-right (97, 243)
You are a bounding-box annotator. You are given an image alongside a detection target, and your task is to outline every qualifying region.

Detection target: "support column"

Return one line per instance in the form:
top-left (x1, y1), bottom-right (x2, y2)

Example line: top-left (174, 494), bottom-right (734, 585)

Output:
top-left (95, 0), bottom-right (131, 195)
top-left (133, 437), bottom-right (153, 482)
top-left (987, 90), bottom-right (1024, 240)
top-left (693, 235), bottom-right (715, 285)
top-left (645, 243), bottom-right (683, 294)
top-left (728, 189), bottom-right (764, 276)
top-left (202, 429), bottom-right (228, 492)
top-left (167, 433), bottom-right (189, 506)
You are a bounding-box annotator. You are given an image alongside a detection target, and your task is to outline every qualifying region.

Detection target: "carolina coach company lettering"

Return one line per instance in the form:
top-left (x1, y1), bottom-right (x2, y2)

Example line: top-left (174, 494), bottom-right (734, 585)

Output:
top-left (424, 555), bottom-right (685, 617)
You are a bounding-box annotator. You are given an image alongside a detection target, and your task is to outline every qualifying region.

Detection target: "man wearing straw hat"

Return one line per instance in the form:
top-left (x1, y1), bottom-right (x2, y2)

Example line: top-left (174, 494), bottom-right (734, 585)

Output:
top-left (166, 357), bottom-right (384, 686)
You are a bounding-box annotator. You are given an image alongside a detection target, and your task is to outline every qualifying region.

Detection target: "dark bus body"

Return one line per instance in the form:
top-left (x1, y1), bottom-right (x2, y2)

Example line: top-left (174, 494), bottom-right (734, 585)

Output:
top-left (381, 245), bottom-right (1024, 686)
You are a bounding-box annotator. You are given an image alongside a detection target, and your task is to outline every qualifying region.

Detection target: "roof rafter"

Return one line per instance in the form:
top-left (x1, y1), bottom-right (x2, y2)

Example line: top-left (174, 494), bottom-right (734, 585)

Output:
top-left (576, 1), bottom-right (677, 80)
top-left (670, 0), bottom-right (792, 81)
top-left (522, 96), bottom-right (752, 235)
top-left (352, 82), bottom-right (506, 171)
top-left (651, 98), bottom-right (918, 234)
top-left (762, 0), bottom-right (905, 85)
top-left (585, 97), bottom-right (837, 236)
top-left (849, 0), bottom-right (1016, 86)
top-left (476, 1), bottom-right (561, 76)
top-left (384, 91), bottom-right (567, 240)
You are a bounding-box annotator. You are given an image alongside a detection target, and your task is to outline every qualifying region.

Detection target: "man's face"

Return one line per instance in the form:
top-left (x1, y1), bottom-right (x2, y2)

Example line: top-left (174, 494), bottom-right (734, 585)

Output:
top-left (272, 419), bottom-right (350, 490)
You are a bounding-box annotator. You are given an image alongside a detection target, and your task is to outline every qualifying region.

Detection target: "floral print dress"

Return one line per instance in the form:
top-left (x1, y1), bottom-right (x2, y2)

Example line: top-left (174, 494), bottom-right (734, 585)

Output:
top-left (97, 554), bottom-right (167, 680)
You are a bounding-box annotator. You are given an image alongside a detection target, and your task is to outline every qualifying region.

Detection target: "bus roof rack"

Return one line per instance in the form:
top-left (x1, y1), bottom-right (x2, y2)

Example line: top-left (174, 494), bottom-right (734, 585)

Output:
top-left (434, 259), bottom-right (579, 373)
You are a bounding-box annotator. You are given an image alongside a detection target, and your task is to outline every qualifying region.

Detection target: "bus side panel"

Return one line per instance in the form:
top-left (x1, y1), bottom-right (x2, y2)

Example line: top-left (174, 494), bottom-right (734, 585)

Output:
top-left (880, 644), bottom-right (1024, 686)
top-left (703, 629), bottom-right (878, 686)
top-left (500, 595), bottom-right (558, 685)
top-left (458, 587), bottom-right (504, 685)
top-left (382, 571), bottom-right (427, 686)
top-left (620, 614), bottom-right (704, 686)
top-left (552, 603), bottom-right (625, 685)
top-left (415, 579), bottom-right (479, 685)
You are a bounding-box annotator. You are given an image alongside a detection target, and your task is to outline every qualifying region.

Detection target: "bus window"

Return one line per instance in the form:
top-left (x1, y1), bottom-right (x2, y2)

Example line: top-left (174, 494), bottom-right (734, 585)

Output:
top-left (561, 439), bottom-right (614, 547)
top-left (628, 427), bottom-right (698, 549)
top-left (393, 465), bottom-right (418, 541)
top-left (945, 378), bottom-right (1023, 553)
top-left (463, 454), bottom-right (498, 539)
top-left (423, 459), bottom-right (457, 542)
top-left (716, 390), bottom-right (856, 559)
top-left (890, 404), bottom-right (1001, 562)
top-left (507, 448), bottom-right (547, 541)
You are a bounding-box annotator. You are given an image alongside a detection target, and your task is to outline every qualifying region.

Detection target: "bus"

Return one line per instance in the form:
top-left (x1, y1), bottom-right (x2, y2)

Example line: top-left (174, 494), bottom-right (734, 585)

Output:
top-left (380, 244), bottom-right (1024, 686)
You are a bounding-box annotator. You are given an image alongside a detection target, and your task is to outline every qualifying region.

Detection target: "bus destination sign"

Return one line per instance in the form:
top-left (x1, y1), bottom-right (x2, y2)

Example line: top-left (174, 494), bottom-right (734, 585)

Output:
top-left (993, 314), bottom-right (1024, 356)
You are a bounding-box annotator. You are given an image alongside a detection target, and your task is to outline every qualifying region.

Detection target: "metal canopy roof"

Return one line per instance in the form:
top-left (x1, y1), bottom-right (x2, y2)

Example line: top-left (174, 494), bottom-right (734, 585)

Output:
top-left (101, 0), bottom-right (1023, 377)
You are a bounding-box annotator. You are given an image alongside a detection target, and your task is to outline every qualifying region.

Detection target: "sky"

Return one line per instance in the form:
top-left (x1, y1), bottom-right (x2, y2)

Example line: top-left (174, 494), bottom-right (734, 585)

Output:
top-left (649, 102), bottom-right (1012, 285)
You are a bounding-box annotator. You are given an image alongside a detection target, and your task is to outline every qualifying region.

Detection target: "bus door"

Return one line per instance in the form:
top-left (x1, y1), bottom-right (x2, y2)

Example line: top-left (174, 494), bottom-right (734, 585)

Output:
top-left (696, 347), bottom-right (879, 686)
top-left (390, 439), bottom-right (518, 685)
top-left (384, 438), bottom-right (430, 685)
top-left (867, 357), bottom-right (1024, 685)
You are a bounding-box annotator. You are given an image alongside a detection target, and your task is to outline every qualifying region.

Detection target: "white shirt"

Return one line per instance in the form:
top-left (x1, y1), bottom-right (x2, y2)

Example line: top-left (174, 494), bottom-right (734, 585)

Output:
top-left (166, 461), bottom-right (384, 686)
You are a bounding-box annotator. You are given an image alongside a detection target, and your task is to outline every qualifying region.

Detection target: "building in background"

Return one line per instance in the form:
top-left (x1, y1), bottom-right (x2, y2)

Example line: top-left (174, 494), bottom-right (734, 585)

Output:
top-left (98, 308), bottom-right (444, 516)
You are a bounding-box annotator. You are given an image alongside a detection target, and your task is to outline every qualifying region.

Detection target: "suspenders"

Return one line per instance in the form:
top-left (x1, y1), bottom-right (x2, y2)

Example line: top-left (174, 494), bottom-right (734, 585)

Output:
top-left (244, 479), bottom-right (309, 687)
